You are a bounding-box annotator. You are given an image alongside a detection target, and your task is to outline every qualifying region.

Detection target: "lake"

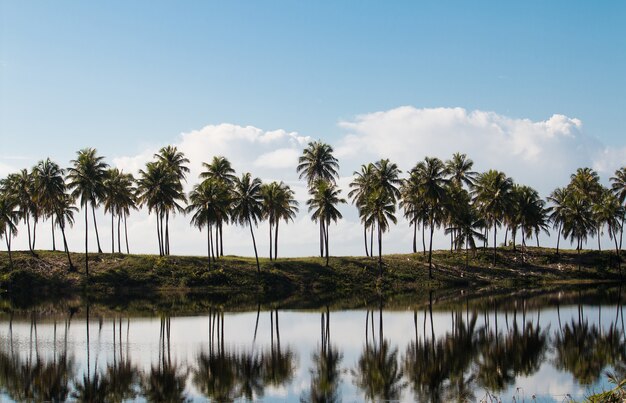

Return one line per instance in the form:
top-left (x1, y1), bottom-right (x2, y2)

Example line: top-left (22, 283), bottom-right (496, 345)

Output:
top-left (0, 286), bottom-right (624, 402)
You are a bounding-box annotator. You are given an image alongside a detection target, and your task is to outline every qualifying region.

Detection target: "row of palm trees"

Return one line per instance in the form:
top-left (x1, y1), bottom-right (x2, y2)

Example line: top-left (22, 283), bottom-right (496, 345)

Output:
top-left (1, 142), bottom-right (626, 276)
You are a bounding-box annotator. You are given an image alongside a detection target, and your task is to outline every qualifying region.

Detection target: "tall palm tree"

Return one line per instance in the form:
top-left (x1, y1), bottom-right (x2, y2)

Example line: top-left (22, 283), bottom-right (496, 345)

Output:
top-left (55, 194), bottom-right (78, 270)
top-left (400, 172), bottom-right (429, 255)
top-left (472, 170), bottom-right (513, 265)
top-left (367, 188), bottom-right (397, 273)
top-left (593, 189), bottom-right (624, 261)
top-left (231, 173), bottom-right (264, 272)
top-left (547, 187), bottom-right (570, 256)
top-left (307, 180), bottom-right (346, 266)
top-left (0, 192), bottom-right (19, 267)
top-left (67, 148), bottom-right (109, 275)
top-left (561, 193), bottom-right (596, 270)
top-left (349, 163), bottom-right (376, 257)
top-left (136, 161), bottom-right (185, 256)
top-left (445, 152), bottom-right (477, 189)
top-left (33, 158), bottom-right (66, 251)
top-left (513, 185), bottom-right (550, 261)
top-left (610, 167), bottom-right (626, 250)
top-left (103, 168), bottom-right (122, 254)
top-left (297, 141), bottom-right (340, 257)
top-left (445, 195), bottom-right (486, 269)
top-left (411, 157), bottom-right (449, 278)
top-left (200, 156), bottom-right (237, 256)
top-left (154, 146), bottom-right (189, 255)
top-left (113, 172), bottom-right (136, 254)
top-left (187, 179), bottom-right (231, 270)
top-left (5, 170), bottom-right (39, 255)
top-left (261, 181), bottom-right (298, 260)
top-left (569, 167), bottom-right (603, 250)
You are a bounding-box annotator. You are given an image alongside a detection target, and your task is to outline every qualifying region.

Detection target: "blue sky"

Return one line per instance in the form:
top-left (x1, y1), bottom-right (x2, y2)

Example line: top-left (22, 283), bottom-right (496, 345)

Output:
top-left (2, 1), bottom-right (625, 161)
top-left (1, 1), bottom-right (626, 256)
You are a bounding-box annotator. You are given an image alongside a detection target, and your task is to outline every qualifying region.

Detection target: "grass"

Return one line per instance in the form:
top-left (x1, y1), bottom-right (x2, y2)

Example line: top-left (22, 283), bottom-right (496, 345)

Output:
top-left (0, 246), bottom-right (623, 304)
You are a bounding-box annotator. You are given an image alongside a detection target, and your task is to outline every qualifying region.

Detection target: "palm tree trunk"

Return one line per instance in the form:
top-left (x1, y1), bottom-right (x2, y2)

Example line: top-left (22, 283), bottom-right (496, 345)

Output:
top-left (504, 228), bottom-right (508, 247)
top-left (26, 215), bottom-right (33, 253)
top-left (370, 224), bottom-right (374, 259)
top-left (319, 220), bottom-right (324, 257)
top-left (325, 220), bottom-right (330, 267)
top-left (111, 212), bottom-right (115, 254)
top-left (165, 211), bottom-right (170, 255)
top-left (465, 237), bottom-right (469, 270)
top-left (493, 224), bottom-right (497, 265)
top-left (597, 225), bottom-right (602, 251)
top-left (274, 219), bottom-right (279, 259)
top-left (51, 219), bottom-right (56, 251)
top-left (269, 220), bottom-right (273, 261)
top-left (5, 235), bottom-right (13, 267)
top-left (91, 203), bottom-right (102, 253)
top-left (84, 207), bottom-right (89, 276)
top-left (556, 222), bottom-right (562, 255)
top-left (248, 216), bottom-right (260, 273)
top-left (32, 216), bottom-right (37, 250)
top-left (412, 221), bottom-right (417, 254)
top-left (124, 213), bottom-right (130, 254)
top-left (422, 222), bottom-right (426, 256)
top-left (378, 221), bottom-right (383, 275)
top-left (59, 220), bottom-right (73, 270)
top-left (619, 216), bottom-right (624, 251)
top-left (219, 221), bottom-right (224, 257)
top-left (364, 225), bottom-right (369, 257)
top-left (156, 212), bottom-right (163, 256)
top-left (117, 214), bottom-right (122, 253)
top-left (450, 231), bottom-right (453, 252)
top-left (536, 233), bottom-right (540, 248)
top-left (577, 236), bottom-right (582, 271)
top-left (210, 224), bottom-right (216, 263)
top-left (206, 224), bottom-right (211, 271)
top-left (428, 216), bottom-right (434, 279)
top-left (214, 224), bottom-right (219, 262)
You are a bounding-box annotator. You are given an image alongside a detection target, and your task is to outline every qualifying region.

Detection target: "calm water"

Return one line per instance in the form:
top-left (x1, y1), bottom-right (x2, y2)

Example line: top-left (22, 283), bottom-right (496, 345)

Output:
top-left (0, 288), bottom-right (624, 402)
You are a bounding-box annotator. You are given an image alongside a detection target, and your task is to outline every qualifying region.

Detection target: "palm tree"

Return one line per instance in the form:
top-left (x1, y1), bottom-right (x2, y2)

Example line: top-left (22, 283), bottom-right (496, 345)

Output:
top-left (411, 157), bottom-right (449, 278)
top-left (445, 199), bottom-right (486, 269)
top-left (547, 187), bottom-right (570, 256)
top-left (367, 188), bottom-right (397, 272)
top-left (5, 170), bottom-right (39, 255)
top-left (297, 141), bottom-right (340, 187)
top-left (472, 170), bottom-right (513, 265)
top-left (610, 167), bottom-right (626, 251)
top-left (231, 173), bottom-right (264, 272)
top-left (200, 156), bottom-right (237, 256)
top-left (561, 193), bottom-right (596, 270)
top-left (33, 158), bottom-right (66, 251)
top-left (261, 181), bottom-right (298, 260)
top-left (67, 148), bottom-right (109, 275)
top-left (307, 180), bottom-right (346, 266)
top-left (136, 161), bottom-right (185, 256)
top-left (297, 141), bottom-right (340, 257)
top-left (55, 194), bottom-right (78, 270)
top-left (187, 179), bottom-right (231, 269)
top-left (0, 192), bottom-right (19, 267)
top-left (593, 189), bottom-right (624, 261)
top-left (400, 172), bottom-right (429, 255)
top-left (513, 185), bottom-right (550, 261)
top-left (154, 146), bottom-right (189, 255)
top-left (113, 172), bottom-right (136, 254)
top-left (349, 163), bottom-right (376, 257)
top-left (103, 168), bottom-right (122, 254)
top-left (445, 152), bottom-right (477, 189)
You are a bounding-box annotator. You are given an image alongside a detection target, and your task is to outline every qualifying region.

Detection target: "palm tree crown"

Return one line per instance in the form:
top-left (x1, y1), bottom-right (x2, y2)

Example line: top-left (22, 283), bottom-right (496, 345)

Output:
top-left (297, 141), bottom-right (340, 186)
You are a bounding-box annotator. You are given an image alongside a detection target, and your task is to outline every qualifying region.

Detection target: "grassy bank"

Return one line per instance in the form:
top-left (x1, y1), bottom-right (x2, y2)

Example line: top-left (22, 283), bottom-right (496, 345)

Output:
top-left (0, 246), bottom-right (623, 302)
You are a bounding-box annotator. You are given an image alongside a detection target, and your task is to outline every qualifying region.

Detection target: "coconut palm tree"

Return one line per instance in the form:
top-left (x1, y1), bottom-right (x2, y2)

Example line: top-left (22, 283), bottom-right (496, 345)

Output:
top-left (33, 158), bottom-right (66, 251)
top-left (512, 185), bottom-right (550, 262)
top-left (561, 193), bottom-right (596, 270)
top-left (610, 167), bottom-right (626, 250)
top-left (307, 179), bottom-right (346, 267)
top-left (593, 189), bottom-right (624, 261)
top-left (472, 170), bottom-right (513, 265)
top-left (400, 172), bottom-right (429, 255)
top-left (349, 163), bottom-right (376, 257)
top-left (5, 170), bottom-right (39, 255)
top-left (200, 156), bottom-right (237, 256)
top-left (187, 179), bottom-right (231, 269)
top-left (547, 187), bottom-right (570, 256)
top-left (0, 192), bottom-right (19, 267)
top-left (445, 200), bottom-right (486, 270)
top-left (231, 173), bottom-right (264, 272)
top-left (367, 188), bottom-right (397, 273)
top-left (411, 157), bottom-right (449, 278)
top-left (445, 152), bottom-right (477, 189)
top-left (55, 194), bottom-right (78, 270)
top-left (154, 146), bottom-right (189, 255)
top-left (113, 172), bottom-right (136, 254)
top-left (136, 161), bottom-right (185, 256)
top-left (297, 141), bottom-right (340, 257)
top-left (261, 181), bottom-right (298, 260)
top-left (67, 148), bottom-right (109, 275)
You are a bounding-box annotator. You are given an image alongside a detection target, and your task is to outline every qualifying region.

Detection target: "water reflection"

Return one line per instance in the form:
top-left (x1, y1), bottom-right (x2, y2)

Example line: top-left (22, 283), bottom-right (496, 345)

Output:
top-left (0, 287), bottom-right (624, 402)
